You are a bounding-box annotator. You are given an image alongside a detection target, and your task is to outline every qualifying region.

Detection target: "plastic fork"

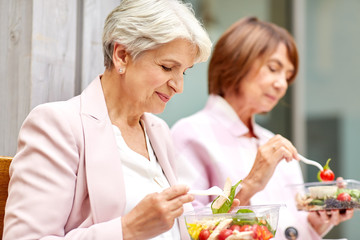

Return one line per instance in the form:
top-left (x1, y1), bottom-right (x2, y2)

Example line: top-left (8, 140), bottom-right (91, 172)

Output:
top-left (299, 154), bottom-right (324, 171)
top-left (188, 186), bottom-right (230, 200)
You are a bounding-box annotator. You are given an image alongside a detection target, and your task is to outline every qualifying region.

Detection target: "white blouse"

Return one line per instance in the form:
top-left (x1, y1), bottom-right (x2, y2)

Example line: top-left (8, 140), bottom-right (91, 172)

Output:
top-left (112, 123), bottom-right (180, 240)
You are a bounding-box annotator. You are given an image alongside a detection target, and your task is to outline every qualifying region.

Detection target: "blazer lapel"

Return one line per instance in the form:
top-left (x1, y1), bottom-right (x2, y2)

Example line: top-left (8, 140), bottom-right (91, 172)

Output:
top-left (142, 114), bottom-right (191, 240)
top-left (142, 114), bottom-right (177, 186)
top-left (80, 77), bottom-right (126, 222)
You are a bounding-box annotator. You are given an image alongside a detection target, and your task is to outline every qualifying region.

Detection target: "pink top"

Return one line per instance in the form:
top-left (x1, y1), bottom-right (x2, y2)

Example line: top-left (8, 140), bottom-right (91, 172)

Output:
top-left (3, 77), bottom-right (190, 240)
top-left (171, 94), bottom-right (321, 240)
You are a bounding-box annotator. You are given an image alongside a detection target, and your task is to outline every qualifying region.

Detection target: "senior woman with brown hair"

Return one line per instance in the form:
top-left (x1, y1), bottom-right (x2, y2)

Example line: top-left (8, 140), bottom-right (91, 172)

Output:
top-left (3, 0), bottom-right (211, 239)
top-left (172, 17), bottom-right (353, 239)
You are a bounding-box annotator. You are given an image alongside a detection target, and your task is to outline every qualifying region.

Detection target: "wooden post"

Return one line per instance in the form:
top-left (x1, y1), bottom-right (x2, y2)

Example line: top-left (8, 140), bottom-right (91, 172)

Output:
top-left (0, 0), bottom-right (119, 156)
top-left (80, 0), bottom-right (119, 91)
top-left (0, 0), bottom-right (34, 157)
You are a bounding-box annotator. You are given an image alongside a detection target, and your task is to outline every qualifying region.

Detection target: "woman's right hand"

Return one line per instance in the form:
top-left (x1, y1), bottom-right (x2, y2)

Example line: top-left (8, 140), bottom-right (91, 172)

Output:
top-left (121, 185), bottom-right (193, 239)
top-left (236, 134), bottom-right (299, 204)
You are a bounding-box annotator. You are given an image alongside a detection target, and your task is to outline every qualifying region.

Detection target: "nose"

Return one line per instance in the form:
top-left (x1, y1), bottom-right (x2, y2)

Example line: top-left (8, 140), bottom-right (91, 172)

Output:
top-left (273, 74), bottom-right (288, 90)
top-left (168, 76), bottom-right (184, 94)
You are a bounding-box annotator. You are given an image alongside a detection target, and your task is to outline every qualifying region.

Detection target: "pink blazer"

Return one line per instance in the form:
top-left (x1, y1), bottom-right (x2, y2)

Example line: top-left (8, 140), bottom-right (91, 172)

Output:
top-left (3, 77), bottom-right (190, 240)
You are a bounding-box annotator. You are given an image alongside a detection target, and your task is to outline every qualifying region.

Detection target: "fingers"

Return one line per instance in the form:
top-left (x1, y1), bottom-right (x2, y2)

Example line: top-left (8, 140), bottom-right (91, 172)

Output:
top-left (160, 185), bottom-right (194, 213)
top-left (122, 185), bottom-right (194, 239)
top-left (273, 146), bottom-right (294, 162)
top-left (339, 209), bottom-right (354, 222)
top-left (317, 210), bottom-right (332, 223)
top-left (318, 209), bottom-right (354, 225)
top-left (248, 134), bottom-right (298, 192)
top-left (267, 134), bottom-right (299, 162)
top-left (336, 177), bottom-right (346, 188)
top-left (229, 198), bottom-right (240, 212)
top-left (168, 193), bottom-right (194, 211)
top-left (336, 177), bottom-right (344, 181)
top-left (161, 184), bottom-right (190, 200)
top-left (317, 210), bottom-right (339, 225)
top-left (329, 210), bottom-right (340, 225)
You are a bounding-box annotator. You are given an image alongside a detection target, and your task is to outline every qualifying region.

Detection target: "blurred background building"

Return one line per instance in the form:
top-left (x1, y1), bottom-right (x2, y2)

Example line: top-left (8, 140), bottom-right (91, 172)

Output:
top-left (1, 0), bottom-right (359, 238)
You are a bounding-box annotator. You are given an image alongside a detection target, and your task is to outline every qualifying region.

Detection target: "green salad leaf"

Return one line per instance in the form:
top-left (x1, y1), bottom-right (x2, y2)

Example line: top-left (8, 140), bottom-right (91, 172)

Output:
top-left (232, 208), bottom-right (256, 225)
top-left (309, 199), bottom-right (325, 206)
top-left (211, 179), bottom-right (242, 214)
top-left (232, 217), bottom-right (258, 226)
top-left (236, 209), bottom-right (254, 214)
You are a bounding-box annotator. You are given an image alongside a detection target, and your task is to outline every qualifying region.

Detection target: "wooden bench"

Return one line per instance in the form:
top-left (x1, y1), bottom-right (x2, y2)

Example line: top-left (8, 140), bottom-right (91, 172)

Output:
top-left (0, 156), bottom-right (12, 239)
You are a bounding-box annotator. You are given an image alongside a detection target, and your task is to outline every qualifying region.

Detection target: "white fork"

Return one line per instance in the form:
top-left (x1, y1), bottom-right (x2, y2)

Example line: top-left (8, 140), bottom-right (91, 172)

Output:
top-left (299, 154), bottom-right (324, 171)
top-left (188, 186), bottom-right (230, 201)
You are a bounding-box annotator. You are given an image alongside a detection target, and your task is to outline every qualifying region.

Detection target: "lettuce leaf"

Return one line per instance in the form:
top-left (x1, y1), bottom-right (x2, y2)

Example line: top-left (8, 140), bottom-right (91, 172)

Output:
top-left (211, 179), bottom-right (242, 214)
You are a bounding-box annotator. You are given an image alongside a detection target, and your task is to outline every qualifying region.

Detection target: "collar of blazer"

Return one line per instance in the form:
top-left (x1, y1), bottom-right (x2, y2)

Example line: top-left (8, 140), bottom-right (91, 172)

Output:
top-left (141, 113), bottom-right (190, 239)
top-left (80, 76), bottom-right (126, 223)
top-left (141, 113), bottom-right (178, 187)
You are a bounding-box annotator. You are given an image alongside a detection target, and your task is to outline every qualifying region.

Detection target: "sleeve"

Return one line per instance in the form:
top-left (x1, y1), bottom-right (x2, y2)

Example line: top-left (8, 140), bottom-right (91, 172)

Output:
top-left (276, 160), bottom-right (322, 239)
top-left (171, 119), bottom-right (213, 207)
top-left (3, 103), bottom-right (123, 240)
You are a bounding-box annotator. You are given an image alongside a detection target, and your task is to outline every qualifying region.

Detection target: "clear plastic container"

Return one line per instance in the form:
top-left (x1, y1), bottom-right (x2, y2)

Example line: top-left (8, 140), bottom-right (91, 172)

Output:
top-left (183, 204), bottom-right (283, 240)
top-left (289, 179), bottom-right (360, 211)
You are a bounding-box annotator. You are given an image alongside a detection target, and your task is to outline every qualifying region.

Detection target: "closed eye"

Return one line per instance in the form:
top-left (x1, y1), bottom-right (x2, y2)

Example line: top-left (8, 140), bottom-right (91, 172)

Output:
top-left (162, 65), bottom-right (172, 71)
top-left (268, 65), bottom-right (278, 72)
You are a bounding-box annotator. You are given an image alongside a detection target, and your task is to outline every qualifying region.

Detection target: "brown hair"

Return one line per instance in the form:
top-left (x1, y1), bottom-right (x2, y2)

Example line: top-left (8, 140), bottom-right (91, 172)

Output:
top-left (208, 17), bottom-right (299, 96)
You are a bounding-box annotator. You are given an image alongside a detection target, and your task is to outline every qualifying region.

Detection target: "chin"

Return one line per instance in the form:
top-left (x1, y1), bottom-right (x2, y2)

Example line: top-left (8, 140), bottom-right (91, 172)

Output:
top-left (259, 111), bottom-right (270, 115)
top-left (258, 106), bottom-right (275, 114)
top-left (149, 107), bottom-right (166, 115)
top-left (145, 100), bottom-right (167, 114)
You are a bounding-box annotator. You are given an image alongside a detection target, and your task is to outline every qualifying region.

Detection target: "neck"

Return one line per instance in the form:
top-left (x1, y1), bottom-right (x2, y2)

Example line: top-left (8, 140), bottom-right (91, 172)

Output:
top-left (240, 114), bottom-right (256, 138)
top-left (223, 94), bottom-right (256, 138)
top-left (101, 69), bottom-right (142, 127)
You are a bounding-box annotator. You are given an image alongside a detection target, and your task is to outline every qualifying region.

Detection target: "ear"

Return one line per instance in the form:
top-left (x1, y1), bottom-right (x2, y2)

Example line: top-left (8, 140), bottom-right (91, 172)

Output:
top-left (112, 42), bottom-right (129, 73)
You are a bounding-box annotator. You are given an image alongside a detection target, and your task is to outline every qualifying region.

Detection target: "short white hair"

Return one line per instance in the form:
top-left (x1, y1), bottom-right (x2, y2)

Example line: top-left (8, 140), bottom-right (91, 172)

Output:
top-left (102, 0), bottom-right (212, 69)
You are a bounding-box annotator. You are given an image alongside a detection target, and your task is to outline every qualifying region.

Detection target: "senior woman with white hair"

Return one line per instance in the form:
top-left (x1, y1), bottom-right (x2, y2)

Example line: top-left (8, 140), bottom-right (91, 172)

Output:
top-left (3, 0), bottom-right (212, 239)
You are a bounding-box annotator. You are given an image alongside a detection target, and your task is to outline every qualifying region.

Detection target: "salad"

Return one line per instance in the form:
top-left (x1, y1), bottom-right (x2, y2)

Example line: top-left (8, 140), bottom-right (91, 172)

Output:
top-left (185, 178), bottom-right (280, 240)
top-left (186, 209), bottom-right (275, 240)
top-left (294, 179), bottom-right (360, 211)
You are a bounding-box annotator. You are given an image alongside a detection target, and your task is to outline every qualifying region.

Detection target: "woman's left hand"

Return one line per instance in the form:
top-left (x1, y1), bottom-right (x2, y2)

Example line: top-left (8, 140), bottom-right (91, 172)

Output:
top-left (308, 176), bottom-right (354, 235)
top-left (308, 209), bottom-right (354, 236)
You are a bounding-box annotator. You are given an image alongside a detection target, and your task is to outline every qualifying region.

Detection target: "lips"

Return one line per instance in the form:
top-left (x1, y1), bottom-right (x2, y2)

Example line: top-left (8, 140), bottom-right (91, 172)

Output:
top-left (156, 92), bottom-right (170, 103)
top-left (265, 94), bottom-right (277, 102)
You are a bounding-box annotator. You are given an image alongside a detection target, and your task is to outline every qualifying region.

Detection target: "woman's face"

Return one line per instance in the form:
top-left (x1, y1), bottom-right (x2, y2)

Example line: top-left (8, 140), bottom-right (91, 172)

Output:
top-left (123, 39), bottom-right (197, 114)
top-left (234, 43), bottom-right (294, 115)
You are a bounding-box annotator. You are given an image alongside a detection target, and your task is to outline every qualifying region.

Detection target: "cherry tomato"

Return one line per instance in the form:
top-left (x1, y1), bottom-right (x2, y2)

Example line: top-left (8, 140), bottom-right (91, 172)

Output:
top-left (240, 225), bottom-right (252, 232)
top-left (337, 192), bottom-right (351, 201)
top-left (260, 225), bottom-right (274, 240)
top-left (199, 229), bottom-right (210, 240)
top-left (218, 229), bottom-right (233, 240)
top-left (230, 225), bottom-right (241, 232)
top-left (251, 225), bottom-right (261, 239)
top-left (320, 169), bottom-right (335, 181)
